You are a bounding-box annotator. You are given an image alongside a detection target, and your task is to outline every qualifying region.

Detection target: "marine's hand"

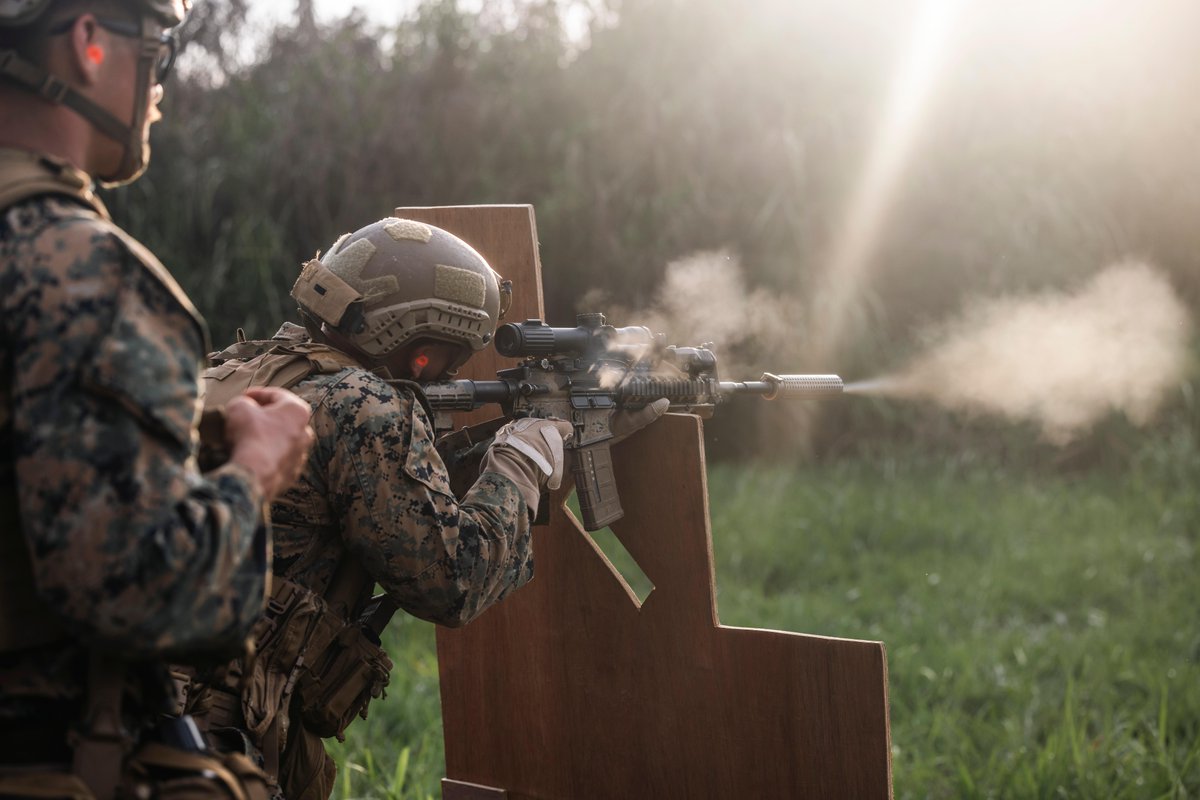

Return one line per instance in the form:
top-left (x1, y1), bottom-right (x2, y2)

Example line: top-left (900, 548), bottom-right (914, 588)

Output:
top-left (224, 387), bottom-right (315, 502)
top-left (611, 398), bottom-right (670, 444)
top-left (479, 417), bottom-right (574, 515)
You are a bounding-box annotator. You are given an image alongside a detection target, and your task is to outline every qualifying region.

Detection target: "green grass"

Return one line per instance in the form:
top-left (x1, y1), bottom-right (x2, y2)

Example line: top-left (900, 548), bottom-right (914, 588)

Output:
top-left (332, 435), bottom-right (1200, 799)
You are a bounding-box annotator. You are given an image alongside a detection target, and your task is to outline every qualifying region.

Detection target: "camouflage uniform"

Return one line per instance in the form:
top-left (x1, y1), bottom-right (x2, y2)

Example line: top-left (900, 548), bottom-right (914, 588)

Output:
top-left (268, 324), bottom-right (532, 617)
top-left (194, 322), bottom-right (532, 800)
top-left (0, 150), bottom-right (268, 770)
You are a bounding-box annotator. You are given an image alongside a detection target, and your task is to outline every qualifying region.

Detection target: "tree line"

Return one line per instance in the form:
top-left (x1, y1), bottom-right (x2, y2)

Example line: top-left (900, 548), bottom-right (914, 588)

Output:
top-left (107, 0), bottom-right (1200, 462)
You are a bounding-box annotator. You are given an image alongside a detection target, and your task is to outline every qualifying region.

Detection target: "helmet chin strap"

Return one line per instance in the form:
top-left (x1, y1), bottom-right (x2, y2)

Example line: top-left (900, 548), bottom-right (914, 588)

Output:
top-left (0, 15), bottom-right (159, 186)
top-left (99, 13), bottom-right (159, 186)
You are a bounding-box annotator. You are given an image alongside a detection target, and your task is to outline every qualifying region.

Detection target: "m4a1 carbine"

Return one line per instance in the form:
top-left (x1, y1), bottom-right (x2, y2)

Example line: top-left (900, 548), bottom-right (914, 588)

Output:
top-left (423, 312), bottom-right (842, 531)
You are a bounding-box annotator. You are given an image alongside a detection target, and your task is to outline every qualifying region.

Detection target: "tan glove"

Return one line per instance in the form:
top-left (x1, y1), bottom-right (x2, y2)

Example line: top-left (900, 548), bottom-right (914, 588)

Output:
top-left (480, 418), bottom-right (574, 514)
top-left (610, 398), bottom-right (670, 444)
top-left (480, 402), bottom-right (667, 517)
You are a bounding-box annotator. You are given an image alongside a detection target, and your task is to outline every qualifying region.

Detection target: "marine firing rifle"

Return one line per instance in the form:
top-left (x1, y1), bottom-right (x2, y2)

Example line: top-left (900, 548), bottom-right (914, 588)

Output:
top-left (424, 313), bottom-right (843, 531)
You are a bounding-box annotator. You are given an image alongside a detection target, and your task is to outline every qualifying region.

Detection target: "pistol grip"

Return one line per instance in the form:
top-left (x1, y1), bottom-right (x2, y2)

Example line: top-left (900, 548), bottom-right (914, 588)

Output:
top-left (572, 439), bottom-right (623, 531)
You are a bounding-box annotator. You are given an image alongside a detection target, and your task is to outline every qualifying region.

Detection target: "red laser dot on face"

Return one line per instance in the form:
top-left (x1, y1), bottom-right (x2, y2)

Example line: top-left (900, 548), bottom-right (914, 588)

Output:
top-left (87, 45), bottom-right (105, 65)
top-left (415, 354), bottom-right (430, 370)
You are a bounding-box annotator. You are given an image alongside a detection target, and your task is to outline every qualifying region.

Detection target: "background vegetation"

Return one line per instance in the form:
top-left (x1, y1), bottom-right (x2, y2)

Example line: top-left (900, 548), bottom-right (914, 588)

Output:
top-left (328, 441), bottom-right (1200, 799)
top-left (100, 0), bottom-right (1200, 795)
top-left (109, 0), bottom-right (1200, 461)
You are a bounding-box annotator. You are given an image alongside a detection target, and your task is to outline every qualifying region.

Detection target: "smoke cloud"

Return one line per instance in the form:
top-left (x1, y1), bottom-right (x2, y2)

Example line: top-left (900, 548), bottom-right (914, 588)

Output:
top-left (848, 262), bottom-right (1191, 443)
top-left (580, 251), bottom-right (804, 373)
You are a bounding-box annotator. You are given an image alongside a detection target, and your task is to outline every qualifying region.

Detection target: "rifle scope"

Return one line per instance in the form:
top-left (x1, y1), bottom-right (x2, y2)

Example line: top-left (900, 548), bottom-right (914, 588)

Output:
top-left (495, 314), bottom-right (655, 358)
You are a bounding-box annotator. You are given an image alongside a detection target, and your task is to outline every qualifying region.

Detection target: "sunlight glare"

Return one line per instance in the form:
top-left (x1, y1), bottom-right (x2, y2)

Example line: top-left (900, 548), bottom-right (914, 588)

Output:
top-left (808, 0), bottom-right (961, 367)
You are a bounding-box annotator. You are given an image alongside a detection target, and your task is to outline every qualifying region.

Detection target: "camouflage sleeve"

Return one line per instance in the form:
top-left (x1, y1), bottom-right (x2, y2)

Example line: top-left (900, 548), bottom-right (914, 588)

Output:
top-left (6, 208), bottom-right (268, 656)
top-left (315, 372), bottom-right (533, 627)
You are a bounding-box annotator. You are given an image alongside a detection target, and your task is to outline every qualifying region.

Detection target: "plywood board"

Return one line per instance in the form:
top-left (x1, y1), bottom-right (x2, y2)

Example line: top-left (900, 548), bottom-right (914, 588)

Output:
top-left (395, 205), bottom-right (893, 799)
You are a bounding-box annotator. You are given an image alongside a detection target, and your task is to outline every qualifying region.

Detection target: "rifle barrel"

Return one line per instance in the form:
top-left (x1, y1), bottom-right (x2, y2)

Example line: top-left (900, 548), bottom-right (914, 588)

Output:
top-left (720, 373), bottom-right (843, 400)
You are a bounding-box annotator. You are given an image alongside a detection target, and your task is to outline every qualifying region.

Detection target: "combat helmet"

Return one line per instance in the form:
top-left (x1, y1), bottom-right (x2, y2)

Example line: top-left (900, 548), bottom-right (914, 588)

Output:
top-left (0, 0), bottom-right (191, 185)
top-left (0, 0), bottom-right (189, 28)
top-left (292, 217), bottom-right (513, 370)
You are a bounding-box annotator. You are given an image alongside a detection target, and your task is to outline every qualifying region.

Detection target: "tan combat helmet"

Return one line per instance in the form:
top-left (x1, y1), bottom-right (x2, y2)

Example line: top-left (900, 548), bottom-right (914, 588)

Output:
top-left (0, 0), bottom-right (191, 185)
top-left (292, 217), bottom-right (513, 369)
top-left (0, 0), bottom-right (188, 28)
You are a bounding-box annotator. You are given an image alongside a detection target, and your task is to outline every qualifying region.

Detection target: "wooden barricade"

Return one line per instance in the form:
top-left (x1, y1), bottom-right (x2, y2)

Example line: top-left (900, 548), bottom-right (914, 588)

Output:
top-left (396, 205), bottom-right (893, 800)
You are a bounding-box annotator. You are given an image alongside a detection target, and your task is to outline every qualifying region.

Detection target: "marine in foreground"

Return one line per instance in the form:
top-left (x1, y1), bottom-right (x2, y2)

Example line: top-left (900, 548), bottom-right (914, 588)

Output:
top-left (0, 1), bottom-right (312, 797)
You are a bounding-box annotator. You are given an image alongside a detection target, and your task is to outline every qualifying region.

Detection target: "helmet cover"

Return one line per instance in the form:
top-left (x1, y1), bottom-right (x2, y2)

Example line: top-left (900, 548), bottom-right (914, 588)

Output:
top-left (292, 217), bottom-right (508, 362)
top-left (0, 0), bottom-right (189, 27)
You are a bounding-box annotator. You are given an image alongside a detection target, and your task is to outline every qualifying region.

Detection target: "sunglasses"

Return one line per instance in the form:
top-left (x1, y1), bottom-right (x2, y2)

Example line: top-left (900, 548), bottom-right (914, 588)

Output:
top-left (49, 16), bottom-right (179, 85)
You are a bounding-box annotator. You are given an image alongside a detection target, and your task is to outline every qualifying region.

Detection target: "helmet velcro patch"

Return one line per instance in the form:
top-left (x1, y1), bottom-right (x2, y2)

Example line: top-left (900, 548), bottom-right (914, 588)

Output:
top-left (384, 219), bottom-right (433, 243)
top-left (324, 238), bottom-right (399, 299)
top-left (434, 264), bottom-right (487, 309)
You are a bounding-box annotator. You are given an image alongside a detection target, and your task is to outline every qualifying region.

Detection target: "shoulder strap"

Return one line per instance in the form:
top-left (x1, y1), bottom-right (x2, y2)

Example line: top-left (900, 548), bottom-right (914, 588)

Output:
top-left (0, 148), bottom-right (108, 218)
top-left (107, 225), bottom-right (210, 353)
top-left (0, 148), bottom-right (209, 355)
top-left (201, 342), bottom-right (363, 412)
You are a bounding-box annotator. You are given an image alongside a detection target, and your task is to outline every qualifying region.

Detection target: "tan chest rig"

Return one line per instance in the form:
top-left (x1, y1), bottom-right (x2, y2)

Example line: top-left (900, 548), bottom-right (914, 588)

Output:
top-left (194, 337), bottom-right (400, 774)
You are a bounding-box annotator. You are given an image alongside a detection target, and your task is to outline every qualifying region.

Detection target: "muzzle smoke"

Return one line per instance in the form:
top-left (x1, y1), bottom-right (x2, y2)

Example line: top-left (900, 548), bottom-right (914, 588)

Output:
top-left (846, 262), bottom-right (1191, 443)
top-left (580, 251), bottom-right (804, 374)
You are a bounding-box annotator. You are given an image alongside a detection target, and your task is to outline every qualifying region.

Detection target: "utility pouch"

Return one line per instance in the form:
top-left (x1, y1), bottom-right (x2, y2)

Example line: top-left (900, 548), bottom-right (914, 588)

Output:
top-left (293, 622), bottom-right (392, 741)
top-left (124, 742), bottom-right (271, 800)
top-left (0, 724), bottom-right (272, 800)
top-left (238, 582), bottom-right (341, 747)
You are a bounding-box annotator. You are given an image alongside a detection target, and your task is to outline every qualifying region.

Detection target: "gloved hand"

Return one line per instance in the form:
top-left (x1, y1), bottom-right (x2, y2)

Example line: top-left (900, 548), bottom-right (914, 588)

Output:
top-left (480, 418), bottom-right (574, 515)
top-left (610, 398), bottom-right (670, 444)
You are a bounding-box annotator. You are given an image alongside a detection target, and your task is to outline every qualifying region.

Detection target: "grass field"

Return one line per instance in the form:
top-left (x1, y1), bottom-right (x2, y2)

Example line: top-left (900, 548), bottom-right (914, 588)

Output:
top-left (329, 431), bottom-right (1200, 799)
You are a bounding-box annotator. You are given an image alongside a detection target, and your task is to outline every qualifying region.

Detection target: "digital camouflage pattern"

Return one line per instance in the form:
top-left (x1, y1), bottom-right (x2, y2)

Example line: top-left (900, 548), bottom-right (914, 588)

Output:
top-left (0, 187), bottom-right (268, 719)
top-left (266, 324), bottom-right (534, 624)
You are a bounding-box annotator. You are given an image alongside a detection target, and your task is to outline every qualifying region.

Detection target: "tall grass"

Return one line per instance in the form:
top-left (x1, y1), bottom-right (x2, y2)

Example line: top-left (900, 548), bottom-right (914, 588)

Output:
top-left (332, 428), bottom-right (1200, 799)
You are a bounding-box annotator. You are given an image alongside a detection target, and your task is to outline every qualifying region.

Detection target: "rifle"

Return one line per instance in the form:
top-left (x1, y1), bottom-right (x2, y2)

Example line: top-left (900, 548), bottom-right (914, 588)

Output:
top-left (424, 313), bottom-right (842, 531)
